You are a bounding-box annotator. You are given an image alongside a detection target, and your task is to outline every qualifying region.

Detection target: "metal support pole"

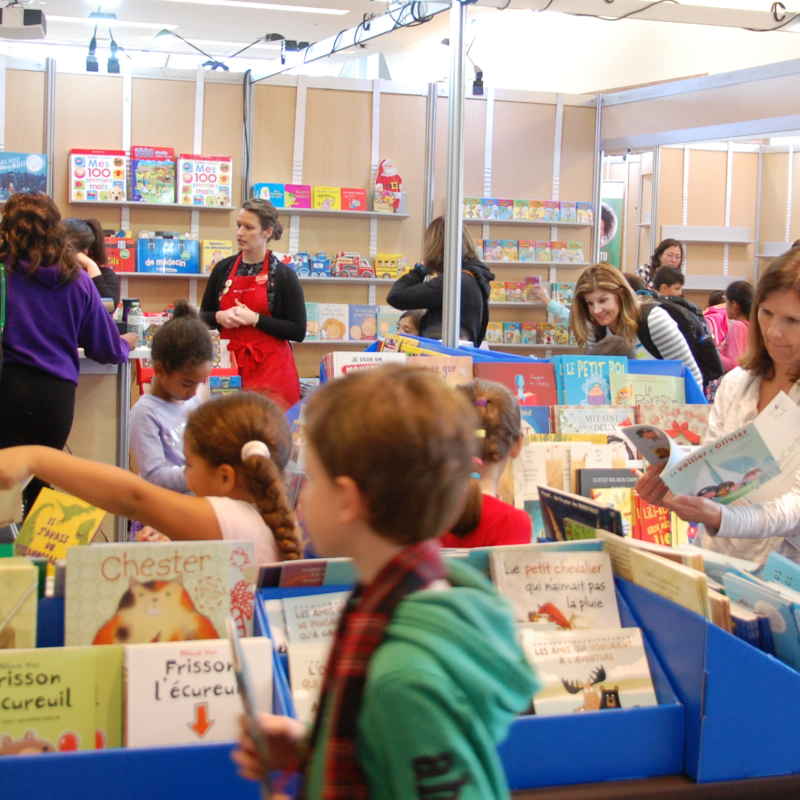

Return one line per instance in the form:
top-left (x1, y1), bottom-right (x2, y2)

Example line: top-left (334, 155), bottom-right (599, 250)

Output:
top-left (754, 149), bottom-right (763, 281)
top-left (423, 82), bottom-right (437, 229)
top-left (650, 147), bottom-right (661, 256)
top-left (242, 71), bottom-right (254, 203)
top-left (591, 97), bottom-right (603, 264)
top-left (43, 58), bottom-right (56, 196)
top-left (441, 0), bottom-right (466, 349)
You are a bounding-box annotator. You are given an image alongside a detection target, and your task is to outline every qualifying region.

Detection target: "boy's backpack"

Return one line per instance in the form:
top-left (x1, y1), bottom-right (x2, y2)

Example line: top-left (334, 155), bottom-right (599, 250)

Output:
top-left (638, 297), bottom-right (724, 386)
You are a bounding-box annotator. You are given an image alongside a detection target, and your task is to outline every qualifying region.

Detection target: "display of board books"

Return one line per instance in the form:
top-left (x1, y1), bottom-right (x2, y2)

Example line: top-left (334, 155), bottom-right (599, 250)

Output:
top-left (321, 351), bottom-right (407, 380)
top-left (177, 154), bottom-right (232, 208)
top-left (68, 148), bottom-right (127, 203)
top-left (128, 145), bottom-right (176, 204)
top-left (473, 361), bottom-right (557, 406)
top-left (0, 152), bottom-right (47, 201)
top-left (551, 355), bottom-right (627, 406)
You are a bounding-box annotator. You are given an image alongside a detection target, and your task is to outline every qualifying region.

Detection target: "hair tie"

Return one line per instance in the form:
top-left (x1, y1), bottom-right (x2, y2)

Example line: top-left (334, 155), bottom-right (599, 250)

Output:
top-left (241, 440), bottom-right (270, 461)
top-left (472, 456), bottom-right (483, 466)
top-left (475, 398), bottom-right (488, 407)
top-left (470, 472), bottom-right (481, 480)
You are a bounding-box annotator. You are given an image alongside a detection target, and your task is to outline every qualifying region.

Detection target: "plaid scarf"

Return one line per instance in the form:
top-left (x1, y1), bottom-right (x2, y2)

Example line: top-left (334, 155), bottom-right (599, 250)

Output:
top-left (303, 540), bottom-right (447, 799)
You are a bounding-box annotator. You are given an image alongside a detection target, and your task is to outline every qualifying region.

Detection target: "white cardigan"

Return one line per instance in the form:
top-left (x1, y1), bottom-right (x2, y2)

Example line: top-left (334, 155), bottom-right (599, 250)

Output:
top-left (702, 367), bottom-right (800, 566)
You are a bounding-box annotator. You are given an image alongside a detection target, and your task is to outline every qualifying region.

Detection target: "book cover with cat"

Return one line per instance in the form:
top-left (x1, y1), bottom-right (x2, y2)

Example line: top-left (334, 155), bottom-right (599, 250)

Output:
top-left (0, 646), bottom-right (97, 755)
top-left (0, 557), bottom-right (38, 650)
top-left (518, 626), bottom-right (657, 716)
top-left (124, 637), bottom-right (271, 747)
top-left (488, 547), bottom-right (620, 630)
top-left (610, 372), bottom-right (685, 407)
top-left (65, 541), bottom-right (257, 646)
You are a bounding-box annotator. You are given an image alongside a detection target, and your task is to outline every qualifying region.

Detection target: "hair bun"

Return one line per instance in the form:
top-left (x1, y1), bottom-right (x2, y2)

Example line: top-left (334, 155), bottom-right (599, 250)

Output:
top-left (171, 299), bottom-right (198, 319)
top-left (271, 221), bottom-right (283, 242)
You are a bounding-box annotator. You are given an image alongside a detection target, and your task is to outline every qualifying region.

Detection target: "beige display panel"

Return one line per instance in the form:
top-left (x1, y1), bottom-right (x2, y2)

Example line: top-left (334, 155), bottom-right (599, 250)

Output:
top-left (5, 69), bottom-right (45, 154)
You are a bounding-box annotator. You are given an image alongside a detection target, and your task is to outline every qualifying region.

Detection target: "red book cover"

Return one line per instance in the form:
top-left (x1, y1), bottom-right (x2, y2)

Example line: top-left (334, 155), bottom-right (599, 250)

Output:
top-left (341, 187), bottom-right (368, 211)
top-left (473, 362), bottom-right (557, 406)
top-left (632, 493), bottom-right (672, 546)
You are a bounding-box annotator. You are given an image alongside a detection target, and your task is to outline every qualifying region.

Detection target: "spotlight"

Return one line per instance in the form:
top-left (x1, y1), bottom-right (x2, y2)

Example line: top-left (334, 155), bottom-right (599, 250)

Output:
top-left (86, 26), bottom-right (99, 72)
top-left (107, 32), bottom-right (120, 73)
top-left (472, 68), bottom-right (483, 96)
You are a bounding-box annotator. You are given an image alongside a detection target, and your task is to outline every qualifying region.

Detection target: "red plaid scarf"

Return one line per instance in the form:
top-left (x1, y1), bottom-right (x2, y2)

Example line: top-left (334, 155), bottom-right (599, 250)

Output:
top-left (302, 540), bottom-right (447, 799)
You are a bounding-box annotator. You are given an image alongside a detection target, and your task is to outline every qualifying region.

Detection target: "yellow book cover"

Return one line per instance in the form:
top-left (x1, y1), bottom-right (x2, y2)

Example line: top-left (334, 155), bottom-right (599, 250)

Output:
top-left (312, 186), bottom-right (341, 211)
top-left (628, 548), bottom-right (710, 618)
top-left (15, 488), bottom-right (105, 564)
top-left (201, 239), bottom-right (234, 273)
top-left (0, 557), bottom-right (38, 649)
top-left (380, 333), bottom-right (442, 355)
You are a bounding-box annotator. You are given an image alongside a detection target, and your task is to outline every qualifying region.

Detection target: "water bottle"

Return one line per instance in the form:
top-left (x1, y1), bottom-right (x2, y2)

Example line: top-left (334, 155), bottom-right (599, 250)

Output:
top-left (126, 300), bottom-right (146, 342)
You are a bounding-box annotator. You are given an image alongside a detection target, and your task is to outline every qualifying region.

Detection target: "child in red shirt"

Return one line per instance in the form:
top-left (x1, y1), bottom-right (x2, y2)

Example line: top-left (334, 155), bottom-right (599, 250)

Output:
top-left (441, 379), bottom-right (532, 548)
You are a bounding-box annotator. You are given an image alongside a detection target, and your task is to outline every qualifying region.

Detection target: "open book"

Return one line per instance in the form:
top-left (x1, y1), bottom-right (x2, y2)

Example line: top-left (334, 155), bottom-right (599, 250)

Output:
top-left (619, 390), bottom-right (800, 505)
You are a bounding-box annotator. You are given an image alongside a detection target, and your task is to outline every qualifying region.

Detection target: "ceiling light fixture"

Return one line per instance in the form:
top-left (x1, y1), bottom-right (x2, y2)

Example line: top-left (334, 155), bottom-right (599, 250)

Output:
top-left (161, 0), bottom-right (349, 16)
top-left (155, 28), bottom-right (230, 70)
top-left (48, 15), bottom-right (178, 31)
top-left (107, 30), bottom-right (120, 72)
top-left (86, 25), bottom-right (99, 71)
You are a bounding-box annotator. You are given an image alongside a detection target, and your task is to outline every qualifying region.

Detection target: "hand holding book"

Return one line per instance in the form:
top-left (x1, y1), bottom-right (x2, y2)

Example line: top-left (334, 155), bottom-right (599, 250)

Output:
top-left (232, 713), bottom-right (306, 779)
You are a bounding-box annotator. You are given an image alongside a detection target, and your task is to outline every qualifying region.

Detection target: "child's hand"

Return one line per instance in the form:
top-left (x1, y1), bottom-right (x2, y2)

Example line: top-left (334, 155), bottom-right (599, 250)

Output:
top-left (136, 526), bottom-right (171, 543)
top-left (232, 713), bottom-right (306, 779)
top-left (0, 446), bottom-right (34, 489)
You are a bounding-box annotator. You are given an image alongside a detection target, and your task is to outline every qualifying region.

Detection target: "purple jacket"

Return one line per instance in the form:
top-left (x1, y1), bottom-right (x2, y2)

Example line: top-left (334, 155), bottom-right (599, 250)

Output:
top-left (4, 264), bottom-right (129, 384)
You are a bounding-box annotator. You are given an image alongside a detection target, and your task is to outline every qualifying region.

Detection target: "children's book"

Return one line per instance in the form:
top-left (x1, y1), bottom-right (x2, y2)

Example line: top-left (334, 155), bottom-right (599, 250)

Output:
top-left (537, 485), bottom-right (625, 540)
top-left (490, 282), bottom-right (507, 302)
top-left (635, 403), bottom-right (710, 447)
top-left (503, 322), bottom-right (522, 344)
top-left (610, 372), bottom-right (685, 406)
top-left (65, 541), bottom-right (257, 646)
top-left (483, 240), bottom-right (503, 261)
top-left (124, 637), bottom-right (271, 747)
top-left (0, 557), bottom-right (38, 649)
top-left (463, 197), bottom-right (481, 219)
top-left (551, 355), bottom-right (627, 406)
top-left (521, 322), bottom-right (537, 344)
top-left (474, 361), bottom-right (557, 406)
top-left (496, 199), bottom-right (514, 220)
top-left (0, 646), bottom-right (97, 753)
top-left (513, 200), bottom-right (530, 220)
top-left (486, 322), bottom-right (503, 344)
top-left (480, 198), bottom-right (498, 220)
top-left (318, 303), bottom-right (349, 340)
top-left (565, 241), bottom-right (585, 263)
top-left (505, 281), bottom-right (523, 302)
top-left (628, 549), bottom-right (711, 619)
top-left (377, 305), bottom-right (403, 338)
top-left (499, 240), bottom-right (518, 261)
top-left (530, 200), bottom-right (545, 220)
top-left (555, 406), bottom-right (635, 436)
top-left (323, 351), bottom-right (407, 380)
top-left (409, 354), bottom-right (473, 387)
top-left (558, 201), bottom-right (578, 224)
top-left (520, 407), bottom-right (552, 435)
top-left (69, 149), bottom-right (127, 203)
top-left (576, 202), bottom-right (594, 225)
top-left (761, 551), bottom-right (800, 593)
top-left (518, 240), bottom-right (535, 262)
top-left (340, 187), bottom-right (367, 211)
top-left (589, 488), bottom-right (634, 537)
top-left (534, 241), bottom-right (551, 262)
top-left (312, 186), bottom-right (341, 211)
top-left (518, 626), bottom-right (657, 716)
top-left (550, 241), bottom-right (567, 263)
top-left (201, 240), bottom-right (234, 274)
top-left (621, 391), bottom-right (800, 506)
top-left (577, 468), bottom-right (638, 498)
top-left (284, 184), bottom-right (312, 209)
top-left (252, 182), bottom-right (285, 206)
top-left (632, 494), bottom-right (672, 546)
top-left (0, 152), bottom-right (47, 201)
top-left (128, 145), bottom-right (176, 204)
top-left (15, 488), bottom-right (105, 564)
top-left (595, 529), bottom-right (705, 582)
top-left (489, 547), bottom-right (621, 629)
top-left (177, 154), bottom-right (232, 208)
top-left (348, 304), bottom-right (379, 341)
top-left (543, 201), bottom-right (559, 221)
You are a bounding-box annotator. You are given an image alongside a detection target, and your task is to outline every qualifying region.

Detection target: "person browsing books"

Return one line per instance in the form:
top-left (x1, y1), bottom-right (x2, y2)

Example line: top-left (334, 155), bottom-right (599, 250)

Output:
top-left (441, 379), bottom-right (532, 548)
top-left (0, 193), bottom-right (134, 515)
top-left (387, 216), bottom-right (495, 347)
top-left (531, 264), bottom-right (703, 388)
top-left (637, 237), bottom-right (684, 290)
top-left (63, 217), bottom-right (121, 311)
top-left (232, 365), bottom-right (538, 799)
top-left (637, 251), bottom-right (800, 566)
top-left (130, 301), bottom-right (213, 493)
top-left (0, 392), bottom-right (302, 564)
top-left (200, 199), bottom-right (305, 409)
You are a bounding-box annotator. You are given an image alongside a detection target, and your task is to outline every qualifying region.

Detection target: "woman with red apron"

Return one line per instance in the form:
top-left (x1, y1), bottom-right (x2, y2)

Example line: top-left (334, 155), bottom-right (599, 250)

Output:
top-left (201, 199), bottom-right (306, 409)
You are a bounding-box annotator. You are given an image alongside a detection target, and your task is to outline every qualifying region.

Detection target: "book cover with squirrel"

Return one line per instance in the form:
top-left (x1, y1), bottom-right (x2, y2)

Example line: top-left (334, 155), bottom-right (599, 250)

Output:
top-left (65, 541), bottom-right (256, 646)
top-left (518, 626), bottom-right (657, 716)
top-left (124, 638), bottom-right (271, 748)
top-left (0, 558), bottom-right (38, 650)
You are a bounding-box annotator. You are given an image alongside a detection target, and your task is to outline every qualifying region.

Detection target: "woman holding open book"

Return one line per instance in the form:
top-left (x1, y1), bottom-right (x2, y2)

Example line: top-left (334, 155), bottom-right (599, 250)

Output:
top-left (637, 251), bottom-right (800, 566)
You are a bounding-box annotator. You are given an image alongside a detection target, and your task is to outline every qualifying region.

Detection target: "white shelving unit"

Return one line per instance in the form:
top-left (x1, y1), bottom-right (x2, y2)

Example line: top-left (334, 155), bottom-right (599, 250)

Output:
top-left (660, 224), bottom-right (753, 244)
top-left (71, 200), bottom-right (233, 212)
top-left (281, 208), bottom-right (408, 220)
top-left (489, 301), bottom-right (545, 309)
top-left (485, 261), bottom-right (589, 268)
top-left (465, 219), bottom-right (589, 228)
top-left (758, 241), bottom-right (792, 258)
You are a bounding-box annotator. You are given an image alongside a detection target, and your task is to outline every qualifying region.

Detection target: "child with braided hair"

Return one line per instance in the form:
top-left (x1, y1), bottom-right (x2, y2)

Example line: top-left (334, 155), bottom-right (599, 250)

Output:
top-left (440, 378), bottom-right (532, 548)
top-left (0, 392), bottom-right (302, 563)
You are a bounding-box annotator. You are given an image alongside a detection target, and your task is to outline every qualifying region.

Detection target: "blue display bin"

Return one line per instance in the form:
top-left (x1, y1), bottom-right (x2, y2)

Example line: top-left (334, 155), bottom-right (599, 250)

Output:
top-left (617, 576), bottom-right (800, 782)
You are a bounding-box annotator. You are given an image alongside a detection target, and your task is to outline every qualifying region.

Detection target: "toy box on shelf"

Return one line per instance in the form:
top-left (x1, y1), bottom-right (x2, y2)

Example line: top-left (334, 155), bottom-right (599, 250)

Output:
top-left (68, 148), bottom-right (127, 203)
top-left (136, 236), bottom-right (200, 274)
top-left (104, 234), bottom-right (135, 272)
top-left (373, 253), bottom-right (406, 279)
top-left (177, 154), bottom-right (232, 208)
top-left (331, 252), bottom-right (374, 278)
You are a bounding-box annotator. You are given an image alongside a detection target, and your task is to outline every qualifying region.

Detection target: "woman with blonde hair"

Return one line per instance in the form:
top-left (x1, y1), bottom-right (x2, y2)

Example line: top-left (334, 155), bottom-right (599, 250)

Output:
top-left (534, 264), bottom-right (702, 386)
top-left (387, 215), bottom-right (494, 347)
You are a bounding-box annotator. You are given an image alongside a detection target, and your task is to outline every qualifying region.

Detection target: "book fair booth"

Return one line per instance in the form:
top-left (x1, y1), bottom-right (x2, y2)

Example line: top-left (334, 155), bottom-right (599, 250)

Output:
top-left (4, 0), bottom-right (800, 797)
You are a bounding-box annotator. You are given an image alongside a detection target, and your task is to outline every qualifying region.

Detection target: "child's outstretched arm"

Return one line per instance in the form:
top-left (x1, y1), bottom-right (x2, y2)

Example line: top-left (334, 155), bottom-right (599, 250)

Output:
top-left (0, 446), bottom-right (221, 541)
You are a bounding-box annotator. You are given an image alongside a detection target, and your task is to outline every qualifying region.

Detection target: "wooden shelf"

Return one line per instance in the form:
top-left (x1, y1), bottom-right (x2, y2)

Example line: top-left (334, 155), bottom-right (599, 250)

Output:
top-left (70, 200), bottom-right (233, 211)
top-left (282, 208), bottom-right (408, 220)
top-left (299, 276), bottom-right (394, 285)
top-left (490, 343), bottom-right (578, 350)
top-left (660, 225), bottom-right (753, 244)
top-left (465, 219), bottom-right (590, 228)
top-left (485, 261), bottom-right (589, 268)
top-left (121, 272), bottom-right (208, 278)
top-left (489, 301), bottom-right (545, 309)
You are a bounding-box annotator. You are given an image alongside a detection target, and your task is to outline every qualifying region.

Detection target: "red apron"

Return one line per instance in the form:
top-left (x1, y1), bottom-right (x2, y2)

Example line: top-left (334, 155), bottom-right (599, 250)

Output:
top-left (219, 252), bottom-right (300, 409)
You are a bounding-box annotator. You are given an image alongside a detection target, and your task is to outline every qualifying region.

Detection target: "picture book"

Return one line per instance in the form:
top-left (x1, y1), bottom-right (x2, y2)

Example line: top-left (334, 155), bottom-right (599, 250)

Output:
top-left (489, 547), bottom-right (620, 629)
top-left (503, 322), bottom-right (522, 344)
top-left (68, 148), bottom-right (126, 203)
top-left (518, 626), bottom-right (657, 716)
top-left (628, 549), bottom-right (711, 619)
top-left (521, 322), bottom-right (537, 344)
top-left (505, 281), bottom-right (523, 302)
top-left (558, 201), bottom-right (578, 224)
top-left (104, 236), bottom-right (135, 273)
top-left (632, 494), bottom-right (672, 546)
top-left (15, 488), bottom-right (105, 564)
top-left (323, 351), bottom-right (407, 380)
top-left (305, 302), bottom-right (319, 341)
top-left (473, 361), bottom-right (557, 406)
top-left (761, 551), bottom-right (800, 593)
top-left (318, 303), bottom-right (349, 341)
top-left (177, 154), bottom-right (232, 208)
top-left (565, 241), bottom-right (585, 264)
top-left (537, 485), bottom-right (625, 540)
top-left (208, 375), bottom-right (242, 396)
top-left (595, 530), bottom-right (705, 582)
top-left (576, 202), bottom-right (594, 225)
top-left (341, 187), bottom-right (367, 211)
top-left (520, 407), bottom-right (552, 435)
top-left (0, 558), bottom-right (38, 649)
top-left (124, 638), bottom-right (271, 747)
top-left (551, 355), bottom-right (627, 406)
top-left (480, 198), bottom-right (499, 220)
top-left (513, 200), bottom-right (530, 220)
top-left (463, 197), bottom-right (481, 219)
top-left (0, 152), bottom-right (47, 201)
top-left (518, 240), bottom-right (535, 262)
top-left (529, 200), bottom-right (545, 220)
top-left (590, 488), bottom-right (634, 537)
top-left (610, 372), bottom-right (685, 406)
top-left (548, 281), bottom-right (575, 313)
top-left (282, 591), bottom-right (349, 646)
top-left (348, 304), bottom-right (379, 341)
top-left (377, 305), bottom-right (403, 338)
top-left (483, 240), bottom-right (503, 261)
top-left (543, 200), bottom-right (559, 221)
top-left (577, 468), bottom-right (638, 498)
top-left (93, 645), bottom-right (123, 749)
top-left (534, 241), bottom-right (551, 262)
top-left (201, 239), bottom-right (234, 274)
top-left (64, 540), bottom-right (257, 646)
top-left (554, 405), bottom-right (635, 436)
top-left (499, 240), bottom-right (519, 262)
top-left (496, 199), bottom-right (514, 220)
top-left (128, 145), bottom-right (176, 204)
top-left (486, 322), bottom-right (503, 343)
top-left (410, 354), bottom-right (473, 387)
top-left (312, 185), bottom-right (341, 211)
top-left (0, 646), bottom-right (97, 754)
top-left (490, 282), bottom-right (506, 302)
top-left (284, 184), bottom-right (312, 209)
top-left (252, 182), bottom-right (285, 206)
top-left (550, 241), bottom-right (567, 262)
top-left (635, 403), bottom-right (710, 446)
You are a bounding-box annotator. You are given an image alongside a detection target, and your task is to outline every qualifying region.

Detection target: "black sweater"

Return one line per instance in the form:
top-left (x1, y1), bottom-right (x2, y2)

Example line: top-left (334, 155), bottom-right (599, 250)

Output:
top-left (386, 258), bottom-right (495, 347)
top-left (93, 267), bottom-right (120, 309)
top-left (200, 253), bottom-right (306, 342)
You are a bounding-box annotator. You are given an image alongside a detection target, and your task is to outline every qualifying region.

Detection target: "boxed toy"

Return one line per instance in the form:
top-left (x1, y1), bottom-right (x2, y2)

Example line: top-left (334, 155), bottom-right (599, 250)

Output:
top-left (285, 184), bottom-right (312, 209)
top-left (104, 235), bottom-right (135, 272)
top-left (348, 304), bottom-right (379, 341)
top-left (373, 158), bottom-right (403, 213)
top-left (513, 200), bottom-right (530, 220)
top-left (577, 201), bottom-right (594, 225)
top-left (0, 152), bottom-right (47, 201)
top-left (305, 302), bottom-right (320, 341)
top-left (464, 197), bottom-right (481, 219)
top-left (318, 303), bottom-right (349, 341)
top-left (137, 237), bottom-right (200, 274)
top-left (129, 145), bottom-right (176, 204)
top-left (518, 240), bottom-right (535, 262)
top-left (313, 186), bottom-right (341, 211)
top-left (208, 375), bottom-right (242, 396)
top-left (486, 321), bottom-right (503, 344)
top-left (68, 148), bottom-right (127, 203)
top-left (341, 187), bottom-right (367, 211)
top-left (177, 154), bottom-right (232, 208)
top-left (559, 201), bottom-right (577, 224)
top-left (534, 241), bottom-right (552, 262)
top-left (378, 305), bottom-right (403, 337)
top-left (503, 321), bottom-right (522, 344)
top-left (500, 240), bottom-right (518, 262)
top-left (201, 240), bottom-right (235, 273)
top-left (252, 182), bottom-right (285, 206)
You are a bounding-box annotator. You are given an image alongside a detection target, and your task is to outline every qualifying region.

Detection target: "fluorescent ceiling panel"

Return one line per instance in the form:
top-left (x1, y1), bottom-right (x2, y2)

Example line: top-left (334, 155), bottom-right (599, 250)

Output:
top-left (48, 16), bottom-right (178, 30)
top-left (161, 0), bottom-right (349, 15)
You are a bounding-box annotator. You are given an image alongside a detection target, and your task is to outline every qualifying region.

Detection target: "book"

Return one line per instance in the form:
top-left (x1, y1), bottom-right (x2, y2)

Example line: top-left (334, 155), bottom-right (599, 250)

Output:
top-left (489, 547), bottom-right (621, 629)
top-left (538, 485), bottom-right (625, 540)
top-left (635, 403), bottom-right (710, 447)
top-left (503, 322), bottom-right (522, 344)
top-left (513, 200), bottom-right (530, 220)
top-left (0, 646), bottom-right (97, 753)
top-left (284, 184), bottom-right (312, 209)
top-left (518, 240), bottom-right (535, 262)
top-left (529, 200), bottom-right (545, 220)
top-left (15, 488), bottom-right (105, 564)
top-left (595, 529), bottom-right (705, 581)
top-left (730, 600), bottom-right (761, 648)
top-left (318, 303), bottom-right (349, 340)
top-left (252, 182), bottom-right (285, 206)
top-left (610, 372), bottom-right (685, 406)
top-left (499, 240), bottom-right (519, 262)
top-left (124, 638), bottom-right (271, 747)
top-left (0, 557), bottom-right (38, 649)
top-left (490, 282), bottom-right (506, 302)
top-left (505, 281), bottom-right (523, 302)
top-left (551, 355), bottom-right (627, 406)
top-left (520, 407), bottom-right (552, 435)
top-left (177, 154), bottom-right (232, 208)
top-left (0, 152), bottom-right (47, 201)
top-left (201, 240), bottom-right (235, 274)
top-left (480, 198), bottom-right (498, 220)
top-left (628, 549), bottom-right (711, 619)
top-left (377, 305), bottom-right (403, 338)
top-left (519, 626), bottom-right (657, 716)
top-left (485, 321), bottom-right (503, 344)
top-left (555, 406), bottom-right (635, 436)
top-left (473, 361), bottom-right (557, 407)
top-left (558, 201), bottom-right (577, 223)
top-left (64, 541), bottom-right (257, 646)
top-left (543, 200), bottom-right (559, 221)
top-left (708, 588), bottom-right (732, 632)
top-left (409, 354), bottom-right (474, 387)
top-left (496, 199), bottom-right (513, 220)
top-left (348, 304), bottom-right (379, 341)
top-left (521, 322), bottom-right (537, 344)
top-left (576, 202), bottom-right (594, 225)
top-left (463, 197), bottom-right (481, 219)
top-left (632, 494), bottom-right (672, 546)
top-left (340, 187), bottom-right (367, 211)
top-left (761, 551), bottom-right (800, 593)
top-left (93, 645), bottom-right (124, 749)
top-left (305, 302), bottom-right (319, 341)
top-left (577, 468), bottom-right (638, 498)
top-left (312, 185), bottom-right (341, 211)
top-left (323, 351), bottom-right (407, 380)
top-left (104, 235), bottom-right (135, 272)
top-left (534, 241), bottom-right (551, 262)
top-left (590, 488), bottom-right (634, 537)
top-left (483, 240), bottom-right (503, 261)
top-left (565, 241), bottom-right (585, 264)
top-left (128, 145), bottom-right (176, 204)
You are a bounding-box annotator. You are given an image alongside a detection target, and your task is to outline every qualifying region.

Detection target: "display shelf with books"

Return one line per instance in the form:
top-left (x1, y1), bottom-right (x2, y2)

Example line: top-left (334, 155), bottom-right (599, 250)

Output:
top-left (466, 219), bottom-right (590, 228)
top-left (485, 261), bottom-right (591, 268)
top-left (123, 272), bottom-right (208, 279)
top-left (280, 207), bottom-right (409, 220)
top-left (490, 301), bottom-right (546, 309)
top-left (70, 200), bottom-right (234, 211)
top-left (299, 276), bottom-right (395, 286)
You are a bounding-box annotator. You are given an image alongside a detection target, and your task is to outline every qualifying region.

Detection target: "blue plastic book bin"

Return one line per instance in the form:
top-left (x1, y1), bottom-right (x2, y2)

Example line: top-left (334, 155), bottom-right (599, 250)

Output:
top-left (617, 576), bottom-right (800, 782)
